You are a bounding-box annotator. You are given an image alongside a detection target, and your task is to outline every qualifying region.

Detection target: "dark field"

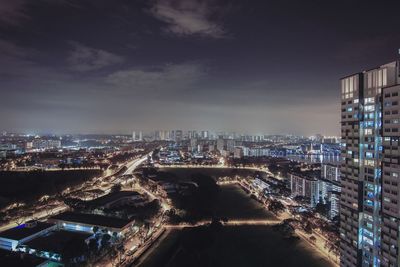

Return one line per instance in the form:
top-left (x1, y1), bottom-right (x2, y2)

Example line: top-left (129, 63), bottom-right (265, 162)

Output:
top-left (140, 168), bottom-right (334, 267)
top-left (214, 184), bottom-right (274, 220)
top-left (0, 170), bottom-right (102, 208)
top-left (154, 168), bottom-right (274, 222)
top-left (140, 226), bottom-right (334, 267)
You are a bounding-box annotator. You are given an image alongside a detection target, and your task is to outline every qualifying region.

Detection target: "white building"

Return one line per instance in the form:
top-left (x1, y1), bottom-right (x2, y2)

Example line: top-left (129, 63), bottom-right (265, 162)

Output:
top-left (290, 173), bottom-right (319, 207)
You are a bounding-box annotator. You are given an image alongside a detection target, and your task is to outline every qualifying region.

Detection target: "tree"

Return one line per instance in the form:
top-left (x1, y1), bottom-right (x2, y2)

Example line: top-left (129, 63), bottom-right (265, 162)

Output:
top-left (112, 231), bottom-right (118, 242)
top-left (101, 234), bottom-right (111, 248)
top-left (315, 202), bottom-right (329, 217)
top-left (88, 238), bottom-right (98, 254)
top-left (92, 226), bottom-right (99, 234)
top-left (44, 250), bottom-right (53, 259)
top-left (304, 222), bottom-right (313, 234)
top-left (268, 163), bottom-right (279, 175)
top-left (268, 199), bottom-right (285, 215)
top-left (110, 184), bottom-right (121, 193)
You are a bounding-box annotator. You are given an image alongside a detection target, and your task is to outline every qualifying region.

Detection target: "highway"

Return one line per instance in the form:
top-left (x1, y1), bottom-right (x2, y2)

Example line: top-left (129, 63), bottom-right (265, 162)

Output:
top-left (123, 154), bottom-right (150, 176)
top-left (95, 153), bottom-right (174, 267)
top-left (0, 154), bottom-right (150, 233)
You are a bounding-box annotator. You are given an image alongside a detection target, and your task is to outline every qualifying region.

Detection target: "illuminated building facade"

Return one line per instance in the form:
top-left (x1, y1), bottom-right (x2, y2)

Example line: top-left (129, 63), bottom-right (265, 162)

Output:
top-left (340, 61), bottom-right (400, 267)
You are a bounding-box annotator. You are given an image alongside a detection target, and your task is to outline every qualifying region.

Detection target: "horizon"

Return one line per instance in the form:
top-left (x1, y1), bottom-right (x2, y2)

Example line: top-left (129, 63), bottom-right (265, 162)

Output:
top-left (0, 130), bottom-right (338, 138)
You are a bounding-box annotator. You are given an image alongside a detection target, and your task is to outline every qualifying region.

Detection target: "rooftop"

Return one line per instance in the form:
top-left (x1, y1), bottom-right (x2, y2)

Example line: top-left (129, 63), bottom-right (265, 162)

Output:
top-left (0, 222), bottom-right (54, 241)
top-left (322, 162), bottom-right (340, 167)
top-left (86, 190), bottom-right (141, 207)
top-left (51, 212), bottom-right (132, 229)
top-left (24, 230), bottom-right (91, 255)
top-left (0, 250), bottom-right (48, 267)
top-left (289, 171), bottom-right (319, 181)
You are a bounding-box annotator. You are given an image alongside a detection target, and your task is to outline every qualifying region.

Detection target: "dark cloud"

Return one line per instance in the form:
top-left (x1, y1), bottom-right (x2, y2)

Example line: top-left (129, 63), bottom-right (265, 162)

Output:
top-left (149, 0), bottom-right (226, 38)
top-left (0, 0), bottom-right (399, 135)
top-left (106, 63), bottom-right (205, 92)
top-left (67, 41), bottom-right (124, 72)
top-left (0, 0), bottom-right (29, 26)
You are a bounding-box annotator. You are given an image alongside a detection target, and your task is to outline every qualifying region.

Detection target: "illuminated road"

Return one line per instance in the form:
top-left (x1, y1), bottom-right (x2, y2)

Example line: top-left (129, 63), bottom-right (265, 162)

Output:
top-left (125, 227), bottom-right (169, 267)
top-left (0, 154), bottom-right (151, 233)
top-left (96, 153), bottom-right (174, 267)
top-left (123, 154), bottom-right (150, 176)
top-left (0, 205), bottom-right (67, 232)
top-left (165, 219), bottom-right (281, 229)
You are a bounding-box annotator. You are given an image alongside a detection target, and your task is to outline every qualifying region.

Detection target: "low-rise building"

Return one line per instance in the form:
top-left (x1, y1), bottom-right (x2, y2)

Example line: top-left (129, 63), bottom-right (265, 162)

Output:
top-left (0, 221), bottom-right (56, 251)
top-left (85, 191), bottom-right (147, 209)
top-left (252, 177), bottom-right (270, 191)
top-left (19, 230), bottom-right (92, 262)
top-left (49, 212), bottom-right (135, 237)
top-left (0, 249), bottom-right (61, 267)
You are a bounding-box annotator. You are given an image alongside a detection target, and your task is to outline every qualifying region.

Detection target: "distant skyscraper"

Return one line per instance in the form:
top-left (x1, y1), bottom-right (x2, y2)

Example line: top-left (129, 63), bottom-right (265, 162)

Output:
top-left (201, 130), bottom-right (209, 139)
top-left (175, 130), bottom-right (183, 142)
top-left (189, 138), bottom-right (197, 152)
top-left (226, 139), bottom-right (235, 152)
top-left (159, 130), bottom-right (169, 141)
top-left (340, 61), bottom-right (400, 267)
top-left (154, 130), bottom-right (161, 140)
top-left (216, 136), bottom-right (225, 152)
top-left (132, 131), bottom-right (142, 141)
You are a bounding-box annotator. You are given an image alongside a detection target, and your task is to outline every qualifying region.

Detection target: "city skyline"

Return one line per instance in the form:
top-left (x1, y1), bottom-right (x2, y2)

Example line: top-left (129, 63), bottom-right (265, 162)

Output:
top-left (1, 0), bottom-right (400, 135)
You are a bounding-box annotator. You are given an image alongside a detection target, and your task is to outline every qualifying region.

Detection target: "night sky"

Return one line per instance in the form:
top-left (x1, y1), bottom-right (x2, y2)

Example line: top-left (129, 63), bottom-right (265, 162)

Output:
top-left (1, 0), bottom-right (400, 135)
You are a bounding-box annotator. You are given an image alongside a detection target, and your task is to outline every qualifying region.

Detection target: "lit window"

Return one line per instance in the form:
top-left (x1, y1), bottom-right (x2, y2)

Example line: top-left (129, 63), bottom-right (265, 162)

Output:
top-left (365, 97), bottom-right (375, 104)
top-left (383, 68), bottom-right (387, 86)
top-left (368, 73), bottom-right (372, 88)
top-left (365, 105), bottom-right (375, 112)
top-left (364, 129), bottom-right (373, 135)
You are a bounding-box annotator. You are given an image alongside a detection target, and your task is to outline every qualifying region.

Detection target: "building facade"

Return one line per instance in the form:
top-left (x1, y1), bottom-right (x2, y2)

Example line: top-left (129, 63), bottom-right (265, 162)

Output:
top-left (290, 173), bottom-right (319, 207)
top-left (340, 61), bottom-right (400, 267)
top-left (321, 163), bottom-right (341, 219)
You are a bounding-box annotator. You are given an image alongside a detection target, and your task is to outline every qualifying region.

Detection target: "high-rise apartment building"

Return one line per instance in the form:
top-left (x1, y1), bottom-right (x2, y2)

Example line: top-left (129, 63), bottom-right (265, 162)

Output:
top-left (216, 137), bottom-right (225, 152)
top-left (340, 61), bottom-right (400, 267)
top-left (132, 131), bottom-right (143, 142)
top-left (320, 163), bottom-right (341, 220)
top-left (289, 173), bottom-right (319, 207)
top-left (174, 130), bottom-right (183, 142)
